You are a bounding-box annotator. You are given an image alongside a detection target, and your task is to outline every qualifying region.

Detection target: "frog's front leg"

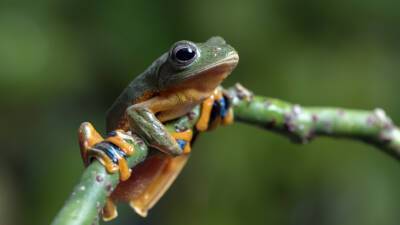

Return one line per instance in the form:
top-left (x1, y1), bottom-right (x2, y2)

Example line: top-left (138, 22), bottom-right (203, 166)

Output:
top-left (126, 96), bottom-right (191, 156)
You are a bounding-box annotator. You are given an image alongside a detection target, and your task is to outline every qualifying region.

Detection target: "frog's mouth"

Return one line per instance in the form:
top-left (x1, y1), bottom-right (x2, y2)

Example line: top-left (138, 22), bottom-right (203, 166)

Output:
top-left (192, 51), bottom-right (239, 78)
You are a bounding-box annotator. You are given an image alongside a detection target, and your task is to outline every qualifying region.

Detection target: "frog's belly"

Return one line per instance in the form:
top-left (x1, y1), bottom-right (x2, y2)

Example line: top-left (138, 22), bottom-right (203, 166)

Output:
top-left (110, 152), bottom-right (189, 217)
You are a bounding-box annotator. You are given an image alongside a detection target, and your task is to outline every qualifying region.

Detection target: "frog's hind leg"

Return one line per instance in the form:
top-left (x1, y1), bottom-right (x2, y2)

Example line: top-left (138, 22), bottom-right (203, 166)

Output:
top-left (78, 123), bottom-right (133, 180)
top-left (196, 88), bottom-right (234, 131)
top-left (195, 95), bottom-right (215, 132)
top-left (78, 122), bottom-right (118, 173)
top-left (213, 90), bottom-right (234, 128)
top-left (220, 90), bottom-right (234, 126)
top-left (79, 122), bottom-right (134, 221)
top-left (110, 153), bottom-right (190, 217)
top-left (78, 122), bottom-right (119, 221)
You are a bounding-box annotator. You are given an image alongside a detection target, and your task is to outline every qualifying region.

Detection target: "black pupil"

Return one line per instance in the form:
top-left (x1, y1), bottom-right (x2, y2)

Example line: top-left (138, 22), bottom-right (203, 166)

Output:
top-left (175, 47), bottom-right (196, 62)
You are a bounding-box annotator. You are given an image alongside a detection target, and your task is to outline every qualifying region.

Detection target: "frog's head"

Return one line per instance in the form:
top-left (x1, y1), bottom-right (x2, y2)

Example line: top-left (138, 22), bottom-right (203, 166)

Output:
top-left (156, 36), bottom-right (239, 93)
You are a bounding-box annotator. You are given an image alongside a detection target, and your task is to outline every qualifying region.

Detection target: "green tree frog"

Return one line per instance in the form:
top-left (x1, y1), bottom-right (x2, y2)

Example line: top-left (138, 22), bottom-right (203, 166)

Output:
top-left (78, 36), bottom-right (239, 221)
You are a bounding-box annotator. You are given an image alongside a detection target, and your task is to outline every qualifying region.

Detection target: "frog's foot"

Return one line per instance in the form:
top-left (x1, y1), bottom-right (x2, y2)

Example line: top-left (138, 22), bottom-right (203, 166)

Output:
top-left (196, 88), bottom-right (234, 132)
top-left (78, 123), bottom-right (134, 181)
top-left (106, 130), bottom-right (135, 156)
top-left (78, 122), bottom-right (104, 165)
top-left (171, 129), bottom-right (193, 154)
top-left (102, 198), bottom-right (118, 221)
top-left (89, 132), bottom-right (134, 181)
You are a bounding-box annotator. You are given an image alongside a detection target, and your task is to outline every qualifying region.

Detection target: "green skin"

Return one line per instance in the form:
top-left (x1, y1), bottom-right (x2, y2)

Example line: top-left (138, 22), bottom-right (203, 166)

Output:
top-left (105, 36), bottom-right (239, 155)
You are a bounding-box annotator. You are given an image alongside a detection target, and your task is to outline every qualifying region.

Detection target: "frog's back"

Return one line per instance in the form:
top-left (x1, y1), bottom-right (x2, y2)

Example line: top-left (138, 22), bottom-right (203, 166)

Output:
top-left (106, 72), bottom-right (158, 132)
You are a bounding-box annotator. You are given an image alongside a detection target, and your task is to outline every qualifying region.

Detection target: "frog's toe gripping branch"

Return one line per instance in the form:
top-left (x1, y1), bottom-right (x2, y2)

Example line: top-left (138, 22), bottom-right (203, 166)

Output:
top-left (196, 89), bottom-right (234, 132)
top-left (79, 123), bottom-right (137, 221)
top-left (78, 122), bottom-right (104, 165)
top-left (222, 107), bottom-right (234, 125)
top-left (78, 122), bottom-right (134, 181)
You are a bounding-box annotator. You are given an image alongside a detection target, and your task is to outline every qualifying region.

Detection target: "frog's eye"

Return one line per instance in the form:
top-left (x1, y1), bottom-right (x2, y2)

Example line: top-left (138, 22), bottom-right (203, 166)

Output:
top-left (169, 41), bottom-right (198, 68)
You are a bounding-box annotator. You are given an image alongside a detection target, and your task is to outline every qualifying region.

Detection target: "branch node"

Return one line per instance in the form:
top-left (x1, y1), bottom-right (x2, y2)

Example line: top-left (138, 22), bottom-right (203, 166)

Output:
top-left (231, 83), bottom-right (253, 103)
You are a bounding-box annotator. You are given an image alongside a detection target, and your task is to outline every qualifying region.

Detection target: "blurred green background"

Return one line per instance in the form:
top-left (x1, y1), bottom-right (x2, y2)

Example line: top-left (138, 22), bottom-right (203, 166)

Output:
top-left (1, 0), bottom-right (400, 225)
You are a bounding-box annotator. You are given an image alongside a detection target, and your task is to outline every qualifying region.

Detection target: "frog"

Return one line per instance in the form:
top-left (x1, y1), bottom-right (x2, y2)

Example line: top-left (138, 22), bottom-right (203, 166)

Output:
top-left (78, 36), bottom-right (239, 221)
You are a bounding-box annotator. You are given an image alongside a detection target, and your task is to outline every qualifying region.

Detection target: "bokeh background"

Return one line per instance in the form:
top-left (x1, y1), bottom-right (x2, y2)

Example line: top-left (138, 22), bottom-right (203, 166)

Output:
top-left (1, 0), bottom-right (400, 225)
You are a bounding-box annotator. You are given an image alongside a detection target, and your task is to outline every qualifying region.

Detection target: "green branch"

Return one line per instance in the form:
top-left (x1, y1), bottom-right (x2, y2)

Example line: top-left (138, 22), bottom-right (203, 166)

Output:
top-left (51, 106), bottom-right (201, 225)
top-left (50, 148), bottom-right (146, 225)
top-left (51, 84), bottom-right (400, 225)
top-left (228, 84), bottom-right (400, 159)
